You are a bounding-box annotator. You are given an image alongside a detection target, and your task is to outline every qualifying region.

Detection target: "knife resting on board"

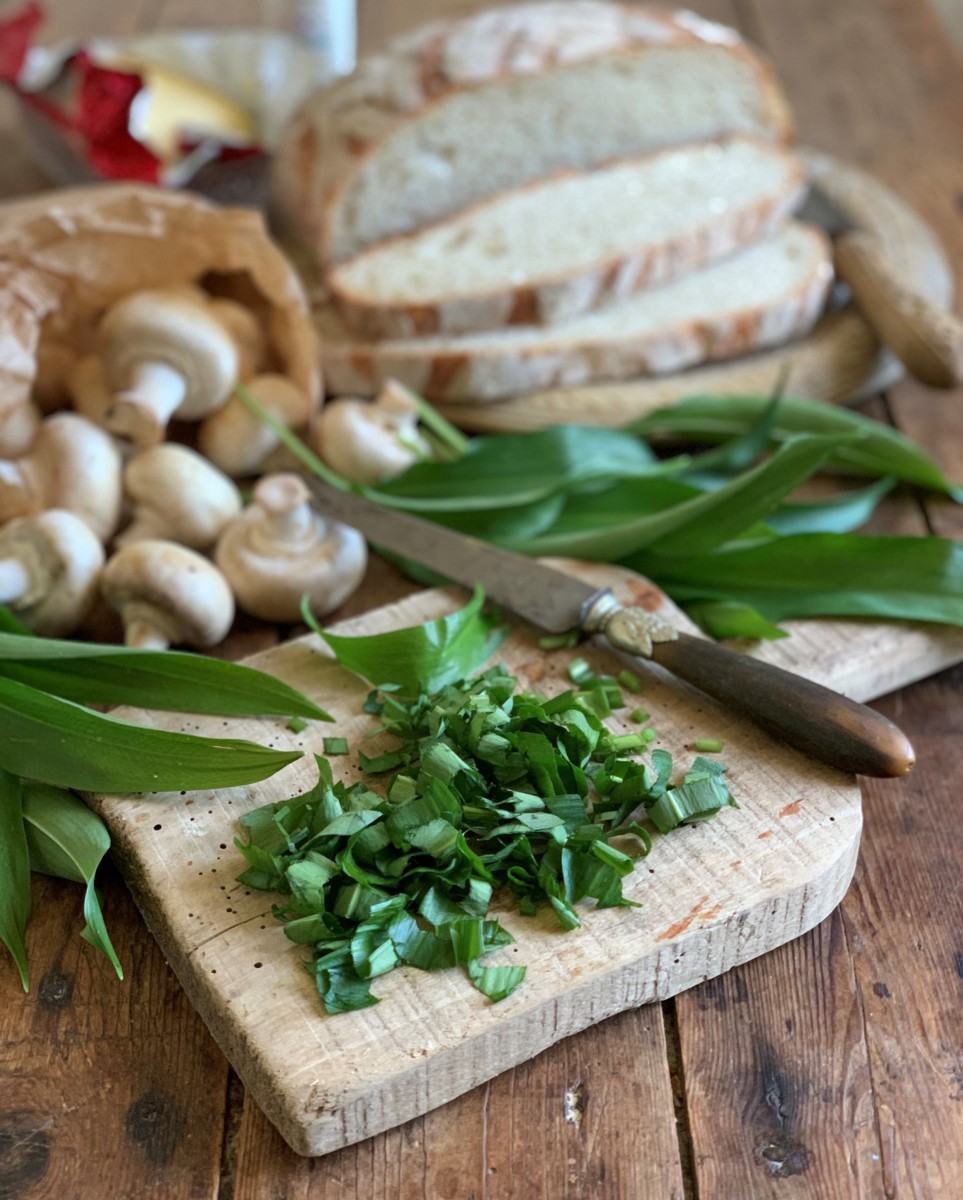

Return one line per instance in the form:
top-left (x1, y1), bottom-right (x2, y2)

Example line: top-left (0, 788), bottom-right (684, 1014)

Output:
top-left (303, 476), bottom-right (915, 779)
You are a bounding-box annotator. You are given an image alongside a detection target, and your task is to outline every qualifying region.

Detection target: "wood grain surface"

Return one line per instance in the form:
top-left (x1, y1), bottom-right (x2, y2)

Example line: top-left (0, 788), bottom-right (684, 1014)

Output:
top-left (0, 0), bottom-right (961, 1196)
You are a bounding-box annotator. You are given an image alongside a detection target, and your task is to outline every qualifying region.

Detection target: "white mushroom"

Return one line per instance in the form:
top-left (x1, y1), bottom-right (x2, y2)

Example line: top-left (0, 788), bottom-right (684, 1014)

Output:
top-left (214, 472), bottom-right (367, 623)
top-left (312, 379), bottom-right (431, 485)
top-left (97, 287), bottom-right (240, 447)
top-left (208, 298), bottom-right (268, 381)
top-left (0, 402), bottom-right (40, 458)
top-left (116, 443), bottom-right (242, 551)
top-left (0, 412), bottom-right (123, 542)
top-left (100, 539), bottom-right (235, 650)
top-left (197, 373), bottom-right (312, 479)
top-left (0, 509), bottom-right (105, 637)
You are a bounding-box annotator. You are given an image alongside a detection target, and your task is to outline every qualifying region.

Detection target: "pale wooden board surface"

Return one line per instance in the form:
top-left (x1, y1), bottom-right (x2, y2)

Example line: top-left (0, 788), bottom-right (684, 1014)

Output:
top-left (83, 558), bottom-right (963, 1158)
top-left (432, 150), bottom-right (953, 432)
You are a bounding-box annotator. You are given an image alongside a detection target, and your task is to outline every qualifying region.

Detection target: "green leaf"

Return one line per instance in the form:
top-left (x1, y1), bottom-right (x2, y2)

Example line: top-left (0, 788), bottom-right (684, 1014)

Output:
top-left (0, 769), bottom-right (30, 990)
top-left (765, 477), bottom-right (896, 535)
top-left (313, 585), bottom-right (506, 695)
top-left (21, 782), bottom-right (123, 979)
top-left (0, 605), bottom-right (33, 636)
top-left (630, 393), bottom-right (963, 497)
top-left (467, 959), bottom-right (527, 1002)
top-left (511, 434), bottom-right (843, 560)
top-left (0, 636), bottom-right (329, 719)
top-left (684, 600), bottom-right (789, 641)
top-left (0, 675), bottom-right (303, 793)
top-left (637, 534), bottom-right (963, 625)
top-left (370, 425), bottom-right (662, 512)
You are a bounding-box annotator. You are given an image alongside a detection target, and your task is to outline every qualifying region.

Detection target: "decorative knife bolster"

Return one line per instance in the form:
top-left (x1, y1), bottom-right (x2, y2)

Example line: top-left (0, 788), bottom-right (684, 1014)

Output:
top-left (581, 592), bottom-right (679, 659)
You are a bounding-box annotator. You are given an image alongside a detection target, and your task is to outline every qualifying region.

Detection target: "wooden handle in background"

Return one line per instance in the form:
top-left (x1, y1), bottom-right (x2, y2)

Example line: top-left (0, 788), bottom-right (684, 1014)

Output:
top-left (834, 229), bottom-right (963, 388)
top-left (648, 632), bottom-right (916, 778)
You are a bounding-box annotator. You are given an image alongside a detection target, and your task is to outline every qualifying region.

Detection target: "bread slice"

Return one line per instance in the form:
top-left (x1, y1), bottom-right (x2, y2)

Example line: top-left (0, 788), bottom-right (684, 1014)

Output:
top-left (327, 138), bottom-right (806, 339)
top-left (316, 223), bottom-right (833, 403)
top-left (272, 2), bottom-right (794, 266)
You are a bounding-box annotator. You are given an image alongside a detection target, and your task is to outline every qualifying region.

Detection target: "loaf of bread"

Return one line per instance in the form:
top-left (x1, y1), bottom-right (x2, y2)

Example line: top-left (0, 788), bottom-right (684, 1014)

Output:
top-left (326, 137), bottom-right (806, 339)
top-left (317, 223), bottom-right (832, 402)
top-left (272, 1), bottom-right (794, 267)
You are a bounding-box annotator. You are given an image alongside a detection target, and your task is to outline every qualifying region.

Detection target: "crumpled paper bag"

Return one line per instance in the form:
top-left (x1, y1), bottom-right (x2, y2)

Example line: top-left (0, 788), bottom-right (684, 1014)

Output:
top-left (0, 184), bottom-right (321, 432)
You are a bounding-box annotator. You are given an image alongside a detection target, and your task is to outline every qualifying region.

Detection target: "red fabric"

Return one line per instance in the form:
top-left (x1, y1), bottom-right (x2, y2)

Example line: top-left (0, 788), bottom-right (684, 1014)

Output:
top-left (0, 1), bottom-right (44, 82)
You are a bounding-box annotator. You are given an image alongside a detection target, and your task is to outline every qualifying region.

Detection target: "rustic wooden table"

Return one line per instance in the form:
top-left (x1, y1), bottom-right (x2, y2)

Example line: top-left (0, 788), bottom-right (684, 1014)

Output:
top-left (1, 1), bottom-right (961, 1197)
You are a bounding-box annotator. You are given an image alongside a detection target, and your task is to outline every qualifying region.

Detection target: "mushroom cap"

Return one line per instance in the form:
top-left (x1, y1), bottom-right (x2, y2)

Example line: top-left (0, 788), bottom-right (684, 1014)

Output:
top-left (99, 288), bottom-right (240, 420)
top-left (313, 394), bottom-right (430, 485)
top-left (208, 299), bottom-right (268, 382)
top-left (0, 509), bottom-right (105, 637)
top-left (101, 539), bottom-right (235, 649)
top-left (214, 473), bottom-right (367, 623)
top-left (197, 374), bottom-right (311, 478)
top-left (117, 443), bottom-right (242, 550)
top-left (0, 412), bottom-right (123, 542)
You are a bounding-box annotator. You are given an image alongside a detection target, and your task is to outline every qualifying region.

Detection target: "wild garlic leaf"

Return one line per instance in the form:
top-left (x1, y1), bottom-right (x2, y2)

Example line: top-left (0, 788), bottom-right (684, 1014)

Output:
top-left (630, 394), bottom-right (963, 497)
top-left (369, 425), bottom-right (663, 511)
top-left (683, 601), bottom-right (789, 641)
top-left (765, 477), bottom-right (897, 536)
top-left (0, 675), bottom-right (302, 793)
top-left (0, 636), bottom-right (329, 719)
top-left (0, 769), bottom-right (30, 990)
top-left (310, 585), bottom-right (506, 696)
top-left (21, 782), bottom-right (123, 979)
top-left (636, 534), bottom-right (963, 625)
top-left (0, 605), bottom-right (32, 636)
top-left (510, 434), bottom-right (843, 560)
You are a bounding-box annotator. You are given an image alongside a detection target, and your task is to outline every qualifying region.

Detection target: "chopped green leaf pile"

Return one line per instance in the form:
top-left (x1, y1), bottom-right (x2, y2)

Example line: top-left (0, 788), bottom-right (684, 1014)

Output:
top-left (236, 664), bottom-right (736, 1013)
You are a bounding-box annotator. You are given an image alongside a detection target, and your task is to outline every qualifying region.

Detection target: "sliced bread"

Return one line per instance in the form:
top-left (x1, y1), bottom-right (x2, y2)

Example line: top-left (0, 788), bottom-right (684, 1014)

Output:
top-left (327, 137), bottom-right (806, 339)
top-left (272, 2), bottom-right (794, 265)
top-left (316, 223), bottom-right (833, 403)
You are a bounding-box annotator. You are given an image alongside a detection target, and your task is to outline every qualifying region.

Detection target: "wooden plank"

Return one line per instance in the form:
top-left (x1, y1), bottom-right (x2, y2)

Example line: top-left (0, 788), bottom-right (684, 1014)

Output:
top-left (231, 1005), bottom-right (686, 1199)
top-left (843, 674), bottom-right (963, 1199)
top-left (675, 908), bottom-right (882, 1198)
top-left (86, 566), bottom-right (867, 1155)
top-left (0, 870), bottom-right (229, 1198)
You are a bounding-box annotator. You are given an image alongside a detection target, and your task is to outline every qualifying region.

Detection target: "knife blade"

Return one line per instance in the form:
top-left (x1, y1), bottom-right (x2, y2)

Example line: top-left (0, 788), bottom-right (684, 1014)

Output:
top-left (303, 475), bottom-right (915, 779)
top-left (797, 181), bottom-right (963, 388)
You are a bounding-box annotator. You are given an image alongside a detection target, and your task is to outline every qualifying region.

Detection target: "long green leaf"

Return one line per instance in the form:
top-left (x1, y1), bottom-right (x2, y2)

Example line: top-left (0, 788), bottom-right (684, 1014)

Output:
top-left (0, 605), bottom-right (33, 635)
top-left (510, 434), bottom-right (843, 559)
top-left (634, 534), bottom-right (963, 624)
top-left (630, 394), bottom-right (962, 497)
top-left (313, 585), bottom-right (505, 696)
top-left (766, 477), bottom-right (896, 536)
top-left (22, 782), bottom-right (123, 979)
top-left (0, 769), bottom-right (30, 990)
top-left (0, 675), bottom-right (303, 793)
top-left (370, 425), bottom-right (664, 512)
top-left (0, 637), bottom-right (330, 719)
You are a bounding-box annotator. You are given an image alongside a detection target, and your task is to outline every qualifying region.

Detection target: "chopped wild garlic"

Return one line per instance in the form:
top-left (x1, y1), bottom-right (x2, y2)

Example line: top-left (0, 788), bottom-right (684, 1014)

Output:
top-left (235, 664), bottom-right (736, 1014)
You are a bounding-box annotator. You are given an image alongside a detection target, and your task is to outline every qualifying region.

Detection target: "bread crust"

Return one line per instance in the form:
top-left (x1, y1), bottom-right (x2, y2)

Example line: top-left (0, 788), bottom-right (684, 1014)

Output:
top-left (325, 139), bottom-right (807, 339)
top-left (271, 3), bottom-right (794, 266)
top-left (315, 225), bottom-right (833, 403)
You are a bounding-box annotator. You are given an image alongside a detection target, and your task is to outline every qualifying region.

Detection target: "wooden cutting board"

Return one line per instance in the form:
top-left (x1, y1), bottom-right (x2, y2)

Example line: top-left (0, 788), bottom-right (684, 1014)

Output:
top-left (86, 562), bottom-right (963, 1157)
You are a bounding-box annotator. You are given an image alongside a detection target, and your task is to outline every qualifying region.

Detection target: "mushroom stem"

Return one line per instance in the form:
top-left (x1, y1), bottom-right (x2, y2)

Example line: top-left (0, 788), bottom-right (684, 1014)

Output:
top-left (107, 361), bottom-right (187, 445)
top-left (0, 557), bottom-right (30, 605)
top-left (252, 475), bottom-right (318, 549)
top-left (124, 616), bottom-right (171, 651)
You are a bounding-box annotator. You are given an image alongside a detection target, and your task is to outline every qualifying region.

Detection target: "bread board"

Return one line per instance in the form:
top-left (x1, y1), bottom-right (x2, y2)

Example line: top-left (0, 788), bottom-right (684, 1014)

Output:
top-left (430, 151), bottom-right (954, 432)
top-left (85, 562), bottom-right (963, 1157)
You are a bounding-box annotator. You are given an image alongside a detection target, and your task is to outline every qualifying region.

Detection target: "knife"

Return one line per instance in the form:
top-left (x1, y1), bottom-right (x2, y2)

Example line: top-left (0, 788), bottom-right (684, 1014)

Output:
top-left (798, 182), bottom-right (963, 389)
top-left (302, 475), bottom-right (915, 779)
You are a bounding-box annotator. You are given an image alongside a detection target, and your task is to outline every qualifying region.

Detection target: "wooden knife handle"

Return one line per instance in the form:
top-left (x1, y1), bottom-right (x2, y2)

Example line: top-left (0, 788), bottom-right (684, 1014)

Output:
top-left (834, 229), bottom-right (963, 389)
top-left (648, 632), bottom-right (915, 778)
